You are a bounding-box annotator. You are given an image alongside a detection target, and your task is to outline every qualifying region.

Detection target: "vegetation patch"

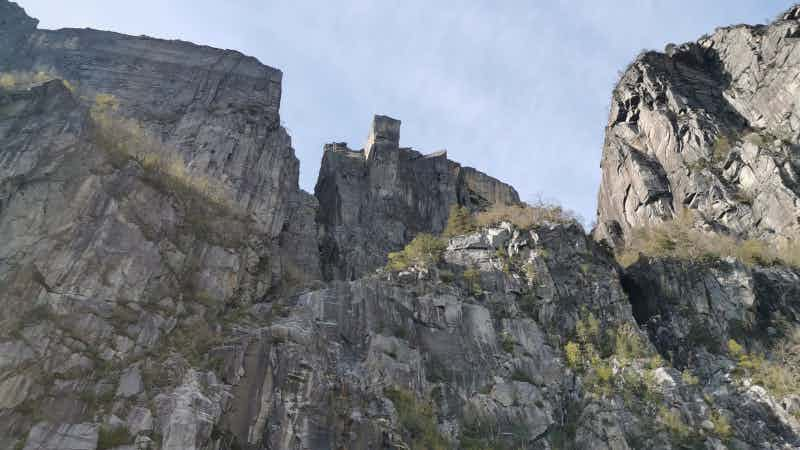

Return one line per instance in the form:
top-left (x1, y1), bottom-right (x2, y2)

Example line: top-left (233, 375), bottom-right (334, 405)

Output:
top-left (384, 386), bottom-right (449, 450)
top-left (90, 93), bottom-right (252, 247)
top-left (500, 331), bottom-right (516, 354)
top-left (727, 338), bottom-right (800, 398)
top-left (386, 233), bottom-right (446, 272)
top-left (462, 267), bottom-right (482, 295)
top-left (459, 405), bottom-right (530, 450)
top-left (443, 204), bottom-right (477, 237)
top-left (710, 410), bottom-right (732, 441)
top-left (564, 310), bottom-right (657, 400)
top-left (0, 71), bottom-right (75, 92)
top-left (656, 406), bottom-right (700, 447)
top-left (97, 425), bottom-right (133, 450)
top-left (474, 200), bottom-right (579, 229)
top-left (616, 209), bottom-right (799, 268)
top-left (711, 134), bottom-right (733, 165)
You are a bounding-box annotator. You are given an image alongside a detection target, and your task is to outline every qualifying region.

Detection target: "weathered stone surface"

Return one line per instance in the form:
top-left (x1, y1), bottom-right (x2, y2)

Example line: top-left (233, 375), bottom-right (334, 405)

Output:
top-left (22, 422), bottom-right (98, 450)
top-left (594, 7), bottom-right (800, 249)
top-left (126, 407), bottom-right (154, 435)
top-left (116, 366), bottom-right (144, 398)
top-left (1, 1), bottom-right (800, 449)
top-left (624, 256), bottom-right (800, 366)
top-left (218, 222), bottom-right (628, 449)
top-left (0, 1), bottom-right (317, 447)
top-left (316, 116), bottom-right (520, 281)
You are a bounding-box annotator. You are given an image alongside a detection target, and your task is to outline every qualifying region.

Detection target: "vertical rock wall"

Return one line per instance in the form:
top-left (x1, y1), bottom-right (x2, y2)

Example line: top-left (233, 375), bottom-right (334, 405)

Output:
top-left (315, 115), bottom-right (520, 280)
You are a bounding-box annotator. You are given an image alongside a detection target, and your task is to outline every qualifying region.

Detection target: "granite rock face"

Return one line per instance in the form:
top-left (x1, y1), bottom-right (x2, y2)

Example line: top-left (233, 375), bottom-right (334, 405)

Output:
top-left (624, 257), bottom-right (800, 367)
top-left (2, 1), bottom-right (800, 449)
top-left (0, 2), bottom-right (318, 448)
top-left (595, 6), bottom-right (800, 249)
top-left (216, 222), bottom-right (638, 449)
top-left (316, 115), bottom-right (520, 281)
top-left (219, 223), bottom-right (800, 449)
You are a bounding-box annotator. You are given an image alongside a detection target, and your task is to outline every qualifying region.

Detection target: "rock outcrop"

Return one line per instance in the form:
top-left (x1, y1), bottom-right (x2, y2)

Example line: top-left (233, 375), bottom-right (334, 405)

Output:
top-left (595, 5), bottom-right (800, 249)
top-left (0, 2), bottom-right (318, 448)
top-left (316, 115), bottom-right (520, 281)
top-left (624, 257), bottom-right (800, 367)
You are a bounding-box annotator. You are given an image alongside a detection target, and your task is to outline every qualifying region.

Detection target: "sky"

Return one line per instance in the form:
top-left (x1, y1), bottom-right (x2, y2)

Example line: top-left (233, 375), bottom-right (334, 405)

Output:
top-left (17, 0), bottom-right (794, 223)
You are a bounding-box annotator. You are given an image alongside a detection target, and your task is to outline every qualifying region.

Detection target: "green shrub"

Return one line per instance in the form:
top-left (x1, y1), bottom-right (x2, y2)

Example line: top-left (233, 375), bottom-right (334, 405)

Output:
top-left (681, 369), bottom-right (699, 386)
top-left (575, 311), bottom-right (601, 345)
top-left (612, 323), bottom-right (645, 363)
top-left (386, 234), bottom-right (446, 272)
top-left (510, 369), bottom-right (534, 384)
top-left (443, 204), bottom-right (477, 238)
top-left (438, 270), bottom-right (455, 283)
top-left (522, 261), bottom-right (538, 285)
top-left (584, 358), bottom-right (614, 397)
top-left (384, 387), bottom-right (448, 450)
top-left (617, 209), bottom-right (790, 268)
top-left (565, 341), bottom-right (581, 369)
top-left (711, 134), bottom-right (732, 164)
top-left (500, 332), bottom-right (516, 354)
top-left (463, 267), bottom-right (481, 294)
top-left (97, 426), bottom-right (132, 450)
top-left (711, 410), bottom-right (732, 440)
top-left (728, 338), bottom-right (800, 397)
top-left (475, 200), bottom-right (578, 229)
top-left (657, 407), bottom-right (693, 442)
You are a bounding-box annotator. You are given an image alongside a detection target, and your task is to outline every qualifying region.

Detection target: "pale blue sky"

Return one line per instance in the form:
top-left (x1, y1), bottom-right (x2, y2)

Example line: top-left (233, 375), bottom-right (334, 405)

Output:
top-left (18, 0), bottom-right (793, 222)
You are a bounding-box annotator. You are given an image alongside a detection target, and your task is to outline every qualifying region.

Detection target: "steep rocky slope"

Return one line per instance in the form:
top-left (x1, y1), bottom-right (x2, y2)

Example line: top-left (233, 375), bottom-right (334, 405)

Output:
top-left (0, 1), bottom-right (320, 448)
top-left (2, 1), bottom-right (800, 449)
top-left (594, 5), bottom-right (800, 250)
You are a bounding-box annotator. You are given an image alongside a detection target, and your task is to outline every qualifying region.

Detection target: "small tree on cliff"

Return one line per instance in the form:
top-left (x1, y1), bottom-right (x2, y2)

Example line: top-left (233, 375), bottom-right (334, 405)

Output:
top-left (443, 204), bottom-right (476, 238)
top-left (386, 234), bottom-right (446, 271)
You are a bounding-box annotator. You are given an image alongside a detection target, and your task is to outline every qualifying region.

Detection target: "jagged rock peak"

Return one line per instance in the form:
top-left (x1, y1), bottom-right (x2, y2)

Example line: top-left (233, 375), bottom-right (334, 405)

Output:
top-left (594, 5), bottom-right (800, 249)
top-left (782, 4), bottom-right (800, 21)
top-left (325, 114), bottom-right (448, 161)
top-left (316, 115), bottom-right (518, 281)
top-left (364, 114), bottom-right (402, 160)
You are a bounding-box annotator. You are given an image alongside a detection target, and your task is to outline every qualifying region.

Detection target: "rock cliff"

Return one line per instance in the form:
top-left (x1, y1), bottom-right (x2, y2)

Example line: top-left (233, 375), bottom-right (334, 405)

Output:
top-left (316, 115), bottom-right (519, 281)
top-left (2, 1), bottom-right (800, 449)
top-left (595, 5), bottom-right (800, 249)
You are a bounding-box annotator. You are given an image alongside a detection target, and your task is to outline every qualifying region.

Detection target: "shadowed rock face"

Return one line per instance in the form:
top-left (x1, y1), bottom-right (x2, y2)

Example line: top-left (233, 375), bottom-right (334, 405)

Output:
top-left (624, 257), bottom-right (800, 368)
top-left (0, 0), bottom-right (320, 276)
top-left (594, 8), bottom-right (800, 249)
top-left (316, 115), bottom-right (520, 281)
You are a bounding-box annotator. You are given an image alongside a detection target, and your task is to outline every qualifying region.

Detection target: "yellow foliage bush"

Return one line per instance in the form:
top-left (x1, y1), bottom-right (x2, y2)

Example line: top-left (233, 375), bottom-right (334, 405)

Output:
top-left (386, 234), bottom-right (446, 272)
top-left (0, 71), bottom-right (74, 92)
top-left (474, 199), bottom-right (578, 229)
top-left (711, 410), bottom-right (732, 440)
top-left (617, 209), bottom-right (790, 268)
top-left (443, 204), bottom-right (476, 238)
top-left (565, 341), bottom-right (581, 369)
top-left (90, 93), bottom-right (227, 206)
top-left (728, 338), bottom-right (800, 398)
top-left (463, 267), bottom-right (482, 294)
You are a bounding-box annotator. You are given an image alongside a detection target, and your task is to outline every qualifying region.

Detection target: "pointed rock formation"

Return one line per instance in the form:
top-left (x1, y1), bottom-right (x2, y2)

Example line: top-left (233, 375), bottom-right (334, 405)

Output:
top-left (595, 8), bottom-right (800, 249)
top-left (315, 115), bottom-right (520, 280)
